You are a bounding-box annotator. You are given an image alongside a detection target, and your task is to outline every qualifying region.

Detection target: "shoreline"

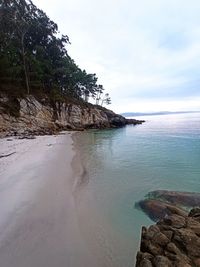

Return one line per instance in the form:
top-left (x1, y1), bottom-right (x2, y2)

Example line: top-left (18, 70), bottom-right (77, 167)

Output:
top-left (71, 131), bottom-right (138, 267)
top-left (71, 132), bottom-right (90, 193)
top-left (0, 132), bottom-right (97, 267)
top-left (0, 130), bottom-right (137, 267)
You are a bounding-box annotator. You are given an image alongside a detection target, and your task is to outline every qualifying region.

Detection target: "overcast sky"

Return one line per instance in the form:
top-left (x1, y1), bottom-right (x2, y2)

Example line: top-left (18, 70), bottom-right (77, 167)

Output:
top-left (34, 0), bottom-right (200, 113)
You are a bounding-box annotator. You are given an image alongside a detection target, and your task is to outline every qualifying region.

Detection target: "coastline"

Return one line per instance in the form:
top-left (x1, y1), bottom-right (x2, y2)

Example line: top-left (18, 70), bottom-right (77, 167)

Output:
top-left (71, 130), bottom-right (138, 267)
top-left (0, 128), bottom-right (143, 267)
top-left (0, 132), bottom-right (97, 267)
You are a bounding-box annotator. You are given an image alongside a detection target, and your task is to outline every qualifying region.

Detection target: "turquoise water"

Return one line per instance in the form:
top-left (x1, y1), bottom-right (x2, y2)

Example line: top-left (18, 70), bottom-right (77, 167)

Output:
top-left (75, 113), bottom-right (200, 267)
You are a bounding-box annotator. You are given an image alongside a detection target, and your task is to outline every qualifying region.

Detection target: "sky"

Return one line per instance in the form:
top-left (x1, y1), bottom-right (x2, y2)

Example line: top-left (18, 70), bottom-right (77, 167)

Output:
top-left (33, 0), bottom-right (200, 113)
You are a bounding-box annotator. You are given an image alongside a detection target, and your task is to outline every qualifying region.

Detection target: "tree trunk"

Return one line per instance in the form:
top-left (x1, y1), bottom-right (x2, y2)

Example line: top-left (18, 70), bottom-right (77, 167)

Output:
top-left (21, 34), bottom-right (30, 95)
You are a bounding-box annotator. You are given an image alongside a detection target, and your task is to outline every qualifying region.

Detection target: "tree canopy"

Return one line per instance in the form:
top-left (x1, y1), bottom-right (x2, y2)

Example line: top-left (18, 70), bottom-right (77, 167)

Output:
top-left (0, 0), bottom-right (111, 106)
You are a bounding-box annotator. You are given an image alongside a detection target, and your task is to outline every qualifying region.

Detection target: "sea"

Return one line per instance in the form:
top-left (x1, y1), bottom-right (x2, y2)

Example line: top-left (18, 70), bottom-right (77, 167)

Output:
top-left (74, 112), bottom-right (200, 267)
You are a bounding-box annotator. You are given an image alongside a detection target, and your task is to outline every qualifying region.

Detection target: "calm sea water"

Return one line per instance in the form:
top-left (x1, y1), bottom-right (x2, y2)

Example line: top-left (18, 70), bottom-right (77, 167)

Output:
top-left (75, 113), bottom-right (200, 267)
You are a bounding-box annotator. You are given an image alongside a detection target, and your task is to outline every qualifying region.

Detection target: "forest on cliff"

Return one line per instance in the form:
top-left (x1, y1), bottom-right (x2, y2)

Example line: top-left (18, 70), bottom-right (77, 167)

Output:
top-left (0, 0), bottom-right (111, 106)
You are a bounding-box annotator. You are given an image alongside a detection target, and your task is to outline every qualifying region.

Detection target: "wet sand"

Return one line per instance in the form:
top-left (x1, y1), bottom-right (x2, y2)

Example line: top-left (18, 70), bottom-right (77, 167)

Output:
top-left (0, 133), bottom-right (97, 267)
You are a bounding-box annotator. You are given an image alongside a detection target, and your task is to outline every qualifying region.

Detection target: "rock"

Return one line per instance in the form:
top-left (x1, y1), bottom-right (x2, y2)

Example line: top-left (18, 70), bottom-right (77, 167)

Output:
top-left (145, 225), bottom-right (160, 239)
top-left (0, 95), bottom-right (144, 137)
top-left (135, 199), bottom-right (187, 222)
top-left (154, 231), bottom-right (170, 246)
top-left (135, 208), bottom-right (200, 267)
top-left (176, 262), bottom-right (192, 267)
top-left (186, 217), bottom-right (200, 236)
top-left (160, 214), bottom-right (186, 228)
top-left (166, 203), bottom-right (189, 217)
top-left (141, 239), bottom-right (164, 256)
top-left (147, 190), bottom-right (200, 207)
top-left (173, 228), bottom-right (200, 258)
top-left (162, 230), bottom-right (173, 240)
top-left (138, 259), bottom-right (153, 267)
top-left (194, 258), bottom-right (200, 267)
top-left (153, 255), bottom-right (172, 267)
top-left (126, 118), bottom-right (145, 125)
top-left (165, 242), bottom-right (190, 263)
top-left (189, 208), bottom-right (200, 222)
top-left (18, 135), bottom-right (36, 139)
top-left (136, 252), bottom-right (153, 267)
top-left (166, 242), bottom-right (181, 254)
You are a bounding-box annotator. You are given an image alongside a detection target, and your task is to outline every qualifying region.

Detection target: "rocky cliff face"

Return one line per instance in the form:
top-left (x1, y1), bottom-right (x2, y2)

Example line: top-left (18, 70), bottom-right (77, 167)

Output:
top-left (136, 208), bottom-right (200, 267)
top-left (0, 95), bottom-right (143, 137)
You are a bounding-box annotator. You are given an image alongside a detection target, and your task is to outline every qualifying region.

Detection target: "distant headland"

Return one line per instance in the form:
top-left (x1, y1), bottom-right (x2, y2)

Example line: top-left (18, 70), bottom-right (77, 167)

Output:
top-left (121, 111), bottom-right (200, 117)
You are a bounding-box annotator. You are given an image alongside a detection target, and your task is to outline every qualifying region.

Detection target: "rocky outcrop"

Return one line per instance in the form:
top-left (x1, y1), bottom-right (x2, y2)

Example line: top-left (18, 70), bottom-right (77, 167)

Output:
top-left (0, 95), bottom-right (144, 137)
top-left (136, 208), bottom-right (200, 267)
top-left (147, 190), bottom-right (200, 208)
top-left (136, 190), bottom-right (200, 222)
top-left (135, 199), bottom-right (188, 222)
top-left (136, 191), bottom-right (200, 266)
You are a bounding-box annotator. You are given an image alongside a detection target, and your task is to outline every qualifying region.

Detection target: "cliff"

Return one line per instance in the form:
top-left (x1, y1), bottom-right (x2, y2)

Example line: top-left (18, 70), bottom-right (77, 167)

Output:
top-left (0, 95), bottom-right (144, 137)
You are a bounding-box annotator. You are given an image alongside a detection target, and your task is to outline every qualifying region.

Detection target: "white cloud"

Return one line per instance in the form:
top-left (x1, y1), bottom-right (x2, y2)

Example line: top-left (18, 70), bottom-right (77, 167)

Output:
top-left (33, 0), bottom-right (200, 112)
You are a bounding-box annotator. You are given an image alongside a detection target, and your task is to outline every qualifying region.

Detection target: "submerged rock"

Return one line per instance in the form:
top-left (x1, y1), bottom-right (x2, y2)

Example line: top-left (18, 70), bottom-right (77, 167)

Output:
top-left (125, 118), bottom-right (145, 125)
top-left (135, 199), bottom-right (187, 222)
top-left (147, 190), bottom-right (200, 207)
top-left (136, 190), bottom-right (200, 222)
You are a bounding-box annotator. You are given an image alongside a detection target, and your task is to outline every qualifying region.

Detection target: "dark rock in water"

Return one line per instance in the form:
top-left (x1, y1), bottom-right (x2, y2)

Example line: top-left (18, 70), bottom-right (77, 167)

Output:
top-left (125, 118), bottom-right (145, 125)
top-left (135, 199), bottom-right (187, 222)
top-left (136, 208), bottom-right (200, 267)
top-left (147, 190), bottom-right (200, 207)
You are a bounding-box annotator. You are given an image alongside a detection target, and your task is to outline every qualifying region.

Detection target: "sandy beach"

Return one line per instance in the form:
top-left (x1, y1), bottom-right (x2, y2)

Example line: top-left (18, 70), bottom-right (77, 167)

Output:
top-left (0, 133), bottom-right (97, 267)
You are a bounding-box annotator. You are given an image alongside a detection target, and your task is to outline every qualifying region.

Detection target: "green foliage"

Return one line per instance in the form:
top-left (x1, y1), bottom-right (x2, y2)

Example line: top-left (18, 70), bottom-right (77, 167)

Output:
top-left (0, 0), bottom-right (111, 104)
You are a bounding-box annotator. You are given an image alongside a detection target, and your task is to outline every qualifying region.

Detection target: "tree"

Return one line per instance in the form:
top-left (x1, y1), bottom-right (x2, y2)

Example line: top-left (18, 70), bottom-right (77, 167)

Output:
top-left (94, 84), bottom-right (104, 105)
top-left (101, 93), bottom-right (111, 106)
top-left (0, 0), bottom-right (111, 105)
top-left (1, 0), bottom-right (36, 94)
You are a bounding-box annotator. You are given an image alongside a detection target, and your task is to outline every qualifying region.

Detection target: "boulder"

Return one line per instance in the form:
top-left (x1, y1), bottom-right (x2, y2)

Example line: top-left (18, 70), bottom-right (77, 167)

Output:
top-left (136, 208), bottom-right (200, 267)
